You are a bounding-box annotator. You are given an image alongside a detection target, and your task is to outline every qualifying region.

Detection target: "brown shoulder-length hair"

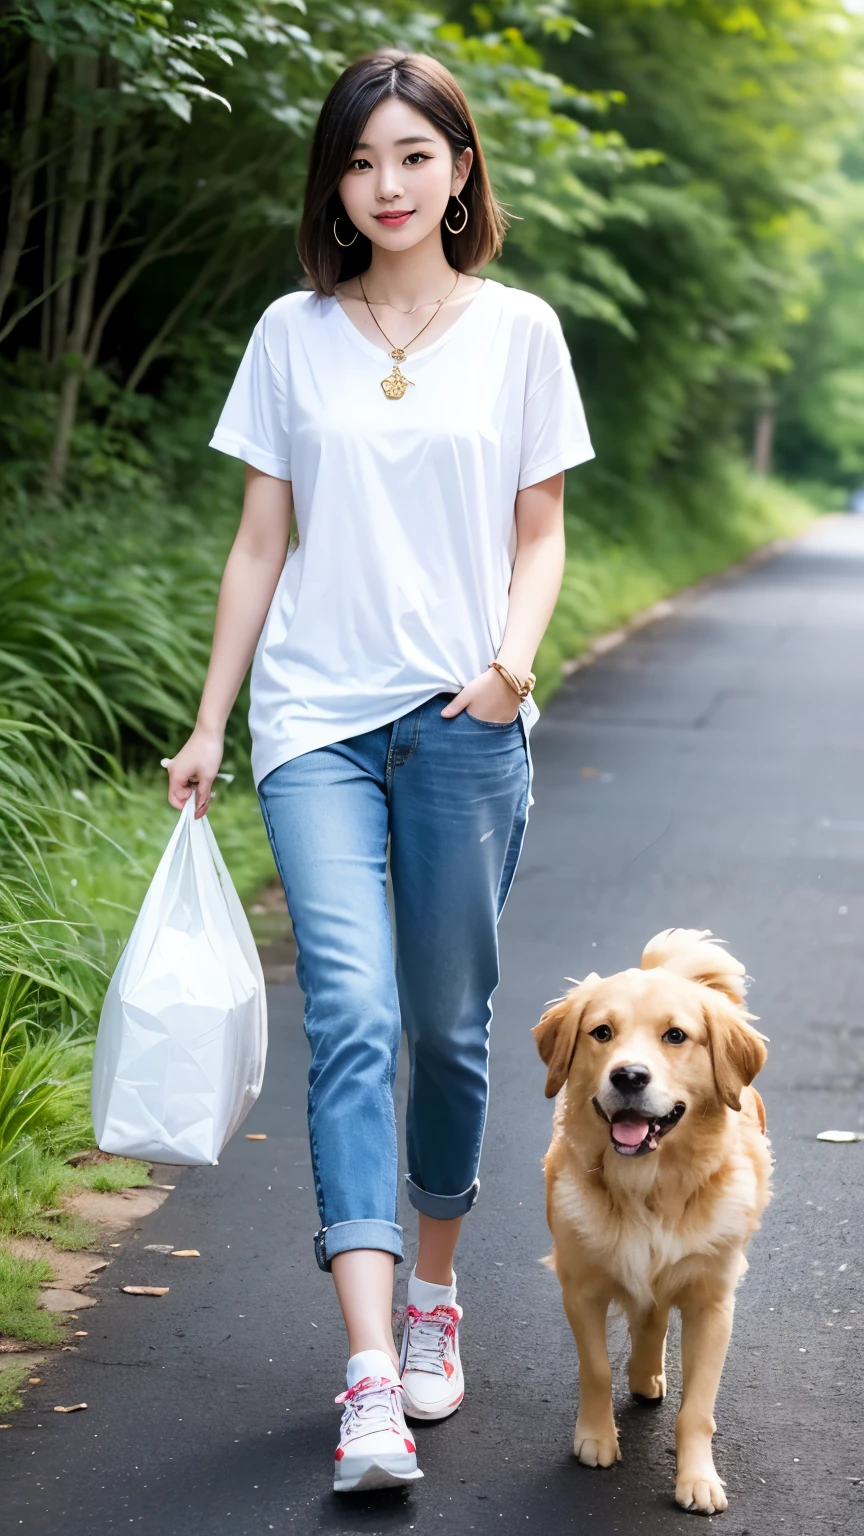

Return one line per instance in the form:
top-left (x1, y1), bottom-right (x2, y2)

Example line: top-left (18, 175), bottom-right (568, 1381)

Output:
top-left (297, 50), bottom-right (506, 295)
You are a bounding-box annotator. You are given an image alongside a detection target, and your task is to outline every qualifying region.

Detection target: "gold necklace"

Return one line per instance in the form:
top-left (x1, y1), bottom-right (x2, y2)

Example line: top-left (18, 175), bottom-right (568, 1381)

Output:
top-left (359, 271), bottom-right (460, 400)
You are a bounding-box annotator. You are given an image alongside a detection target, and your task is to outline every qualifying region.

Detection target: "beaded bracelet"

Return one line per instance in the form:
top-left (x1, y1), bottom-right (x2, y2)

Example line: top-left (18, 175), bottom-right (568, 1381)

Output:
top-left (489, 660), bottom-right (537, 702)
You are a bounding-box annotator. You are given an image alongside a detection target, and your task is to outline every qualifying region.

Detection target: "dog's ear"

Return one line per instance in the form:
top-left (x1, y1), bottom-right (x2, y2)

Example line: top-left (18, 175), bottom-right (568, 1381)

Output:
top-left (703, 993), bottom-right (767, 1112)
top-left (533, 977), bottom-right (599, 1099)
top-left (642, 928), bottom-right (749, 1009)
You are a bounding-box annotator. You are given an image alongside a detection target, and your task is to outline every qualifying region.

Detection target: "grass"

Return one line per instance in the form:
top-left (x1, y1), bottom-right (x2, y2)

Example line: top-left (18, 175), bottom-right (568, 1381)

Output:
top-left (0, 1358), bottom-right (32, 1413)
top-left (0, 1019), bottom-right (93, 1170)
top-left (0, 1140), bottom-right (153, 1249)
top-left (78, 1157), bottom-right (152, 1194)
top-left (0, 1248), bottom-right (63, 1346)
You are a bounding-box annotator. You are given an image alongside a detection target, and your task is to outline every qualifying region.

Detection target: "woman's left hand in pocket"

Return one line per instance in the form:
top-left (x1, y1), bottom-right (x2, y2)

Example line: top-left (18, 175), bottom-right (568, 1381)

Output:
top-left (441, 668), bottom-right (521, 723)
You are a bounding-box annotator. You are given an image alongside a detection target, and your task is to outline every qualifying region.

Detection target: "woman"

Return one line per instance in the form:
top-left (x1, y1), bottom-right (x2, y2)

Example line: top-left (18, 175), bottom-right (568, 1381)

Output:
top-left (165, 49), bottom-right (593, 1494)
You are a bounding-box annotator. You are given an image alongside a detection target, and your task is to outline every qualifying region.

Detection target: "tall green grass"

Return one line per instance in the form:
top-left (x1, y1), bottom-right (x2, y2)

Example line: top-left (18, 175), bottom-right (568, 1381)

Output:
top-left (0, 1017), bottom-right (90, 1168)
top-left (0, 496), bottom-right (229, 1184)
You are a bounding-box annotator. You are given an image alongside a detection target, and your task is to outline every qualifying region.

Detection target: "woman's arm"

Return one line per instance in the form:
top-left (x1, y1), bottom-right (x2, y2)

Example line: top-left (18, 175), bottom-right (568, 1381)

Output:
top-left (164, 465), bottom-right (293, 815)
top-left (441, 471), bottom-right (566, 721)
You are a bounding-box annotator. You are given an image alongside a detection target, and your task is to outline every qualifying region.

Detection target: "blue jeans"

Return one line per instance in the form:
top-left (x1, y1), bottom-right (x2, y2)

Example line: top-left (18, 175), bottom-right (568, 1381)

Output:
top-left (257, 695), bottom-right (531, 1272)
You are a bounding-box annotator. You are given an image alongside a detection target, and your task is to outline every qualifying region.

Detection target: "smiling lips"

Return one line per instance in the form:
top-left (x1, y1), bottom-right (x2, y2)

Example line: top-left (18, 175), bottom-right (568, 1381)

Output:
top-left (374, 210), bottom-right (414, 227)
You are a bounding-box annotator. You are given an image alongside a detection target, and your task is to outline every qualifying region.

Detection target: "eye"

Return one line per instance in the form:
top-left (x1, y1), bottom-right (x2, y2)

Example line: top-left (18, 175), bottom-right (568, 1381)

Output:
top-left (347, 157), bottom-right (372, 172)
top-left (589, 1024), bottom-right (613, 1042)
top-left (404, 152), bottom-right (430, 165)
top-left (662, 1027), bottom-right (687, 1046)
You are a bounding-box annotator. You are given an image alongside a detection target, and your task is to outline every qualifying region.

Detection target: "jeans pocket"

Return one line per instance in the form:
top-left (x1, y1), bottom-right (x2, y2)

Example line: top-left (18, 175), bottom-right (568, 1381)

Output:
top-left (463, 710), bottom-right (521, 730)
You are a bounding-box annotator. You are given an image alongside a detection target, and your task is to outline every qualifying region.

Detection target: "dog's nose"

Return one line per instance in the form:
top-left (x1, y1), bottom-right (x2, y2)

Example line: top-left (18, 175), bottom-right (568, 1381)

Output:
top-left (610, 1063), bottom-right (651, 1093)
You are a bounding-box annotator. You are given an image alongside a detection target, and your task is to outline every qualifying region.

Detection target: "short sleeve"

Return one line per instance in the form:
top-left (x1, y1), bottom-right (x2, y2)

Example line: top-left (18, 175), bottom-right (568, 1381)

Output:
top-left (209, 317), bottom-right (291, 481)
top-left (519, 309), bottom-right (594, 491)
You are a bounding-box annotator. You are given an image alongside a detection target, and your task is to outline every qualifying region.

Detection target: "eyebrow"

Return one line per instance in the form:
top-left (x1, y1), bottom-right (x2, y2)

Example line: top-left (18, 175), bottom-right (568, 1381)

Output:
top-left (352, 136), bottom-right (436, 150)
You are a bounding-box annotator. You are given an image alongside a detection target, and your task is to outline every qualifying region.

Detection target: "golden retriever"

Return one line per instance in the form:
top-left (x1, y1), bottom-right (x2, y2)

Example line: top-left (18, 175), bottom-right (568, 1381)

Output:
top-left (534, 928), bottom-right (771, 1516)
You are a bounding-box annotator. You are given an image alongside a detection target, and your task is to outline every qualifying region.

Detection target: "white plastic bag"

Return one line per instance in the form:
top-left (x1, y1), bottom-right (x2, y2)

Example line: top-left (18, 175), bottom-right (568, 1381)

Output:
top-left (91, 796), bottom-right (268, 1165)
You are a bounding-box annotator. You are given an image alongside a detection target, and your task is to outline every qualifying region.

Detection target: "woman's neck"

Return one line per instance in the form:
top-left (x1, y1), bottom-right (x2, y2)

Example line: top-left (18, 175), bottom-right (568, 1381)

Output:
top-left (362, 233), bottom-right (456, 309)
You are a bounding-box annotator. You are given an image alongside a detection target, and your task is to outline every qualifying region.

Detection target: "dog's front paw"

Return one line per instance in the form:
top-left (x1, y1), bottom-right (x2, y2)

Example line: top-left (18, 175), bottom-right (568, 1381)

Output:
top-left (675, 1471), bottom-right (728, 1515)
top-left (630, 1370), bottom-right (666, 1402)
top-left (574, 1420), bottom-right (620, 1468)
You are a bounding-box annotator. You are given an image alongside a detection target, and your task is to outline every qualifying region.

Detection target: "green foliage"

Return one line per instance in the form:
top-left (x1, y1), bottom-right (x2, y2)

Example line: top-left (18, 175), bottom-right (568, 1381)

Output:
top-left (776, 163), bottom-right (864, 485)
top-left (0, 1358), bottom-right (31, 1412)
top-left (3, 0), bottom-right (861, 491)
top-left (0, 562), bottom-right (213, 758)
top-left (8, 1), bottom-right (255, 121)
top-left (82, 1156), bottom-right (151, 1193)
top-left (531, 0), bottom-right (863, 481)
top-left (0, 1247), bottom-right (63, 1345)
top-left (0, 1140), bottom-right (98, 1247)
top-left (0, 1134), bottom-right (150, 1246)
top-left (0, 1018), bottom-right (91, 1168)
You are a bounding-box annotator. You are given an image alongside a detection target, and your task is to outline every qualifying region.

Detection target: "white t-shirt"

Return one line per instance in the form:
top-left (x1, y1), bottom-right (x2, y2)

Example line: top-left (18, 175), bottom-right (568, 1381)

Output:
top-left (209, 279), bottom-right (594, 786)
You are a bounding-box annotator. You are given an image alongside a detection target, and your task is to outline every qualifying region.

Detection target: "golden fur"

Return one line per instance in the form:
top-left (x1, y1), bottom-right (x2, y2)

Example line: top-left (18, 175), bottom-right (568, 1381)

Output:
top-left (534, 928), bottom-right (771, 1516)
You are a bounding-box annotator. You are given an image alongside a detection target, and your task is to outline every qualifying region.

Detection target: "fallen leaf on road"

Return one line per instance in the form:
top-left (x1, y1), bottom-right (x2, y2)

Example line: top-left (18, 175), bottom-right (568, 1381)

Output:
top-left (171, 1250), bottom-right (200, 1258)
top-left (246, 1134), bottom-right (267, 1140)
top-left (74, 1331), bottom-right (88, 1337)
top-left (53, 1403), bottom-right (87, 1413)
top-left (61, 1346), bottom-right (78, 1352)
top-left (28, 1378), bottom-right (41, 1385)
top-left (817, 1130), bottom-right (864, 1143)
top-left (122, 1286), bottom-right (169, 1297)
top-left (151, 1184), bottom-right (176, 1190)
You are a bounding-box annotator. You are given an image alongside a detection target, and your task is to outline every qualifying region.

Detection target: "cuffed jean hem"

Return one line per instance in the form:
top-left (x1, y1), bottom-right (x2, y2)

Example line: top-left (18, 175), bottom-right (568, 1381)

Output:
top-left (405, 1175), bottom-right (480, 1220)
top-left (313, 1219), bottom-right (404, 1274)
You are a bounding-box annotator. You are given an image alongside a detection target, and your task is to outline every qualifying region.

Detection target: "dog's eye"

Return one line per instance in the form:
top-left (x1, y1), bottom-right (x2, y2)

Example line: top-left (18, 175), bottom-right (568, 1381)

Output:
top-left (662, 1027), bottom-right (687, 1045)
top-left (589, 1024), bottom-right (613, 1042)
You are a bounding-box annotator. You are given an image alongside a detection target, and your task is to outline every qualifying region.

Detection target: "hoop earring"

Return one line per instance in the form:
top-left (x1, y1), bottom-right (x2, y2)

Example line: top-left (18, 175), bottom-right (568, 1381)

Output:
top-left (444, 194), bottom-right (469, 236)
top-left (333, 217), bottom-right (358, 249)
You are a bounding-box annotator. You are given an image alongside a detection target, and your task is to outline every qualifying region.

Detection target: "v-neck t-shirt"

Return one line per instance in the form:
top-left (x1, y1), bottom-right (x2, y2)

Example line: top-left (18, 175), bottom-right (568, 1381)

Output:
top-left (209, 279), bottom-right (594, 786)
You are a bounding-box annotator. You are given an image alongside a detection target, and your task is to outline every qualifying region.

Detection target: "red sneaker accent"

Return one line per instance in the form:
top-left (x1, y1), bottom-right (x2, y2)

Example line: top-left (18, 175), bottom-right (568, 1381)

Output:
top-left (334, 1446), bottom-right (344, 1460)
top-left (443, 1359), bottom-right (454, 1378)
top-left (405, 1439), bottom-right (416, 1453)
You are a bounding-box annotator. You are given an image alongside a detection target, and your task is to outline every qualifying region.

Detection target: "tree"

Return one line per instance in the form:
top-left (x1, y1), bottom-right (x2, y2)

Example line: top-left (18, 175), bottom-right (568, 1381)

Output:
top-left (532, 0), bottom-right (859, 484)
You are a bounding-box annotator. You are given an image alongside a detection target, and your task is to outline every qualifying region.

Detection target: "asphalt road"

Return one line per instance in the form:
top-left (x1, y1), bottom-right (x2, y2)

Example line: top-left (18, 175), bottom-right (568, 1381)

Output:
top-left (5, 517), bottom-right (864, 1536)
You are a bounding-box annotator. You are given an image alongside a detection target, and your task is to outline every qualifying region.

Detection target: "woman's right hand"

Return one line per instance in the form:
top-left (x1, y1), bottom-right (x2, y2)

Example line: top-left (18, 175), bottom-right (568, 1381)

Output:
top-left (162, 726), bottom-right (225, 818)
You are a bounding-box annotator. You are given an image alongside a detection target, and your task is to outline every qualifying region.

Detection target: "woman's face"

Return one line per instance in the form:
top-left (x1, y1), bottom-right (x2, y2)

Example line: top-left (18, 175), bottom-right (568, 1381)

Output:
top-left (337, 95), bottom-right (472, 253)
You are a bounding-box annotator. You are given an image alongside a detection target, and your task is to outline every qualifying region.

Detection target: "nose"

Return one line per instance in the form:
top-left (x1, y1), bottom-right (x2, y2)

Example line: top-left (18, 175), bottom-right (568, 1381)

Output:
top-left (610, 1063), bottom-right (652, 1094)
top-left (377, 165), bottom-right (404, 202)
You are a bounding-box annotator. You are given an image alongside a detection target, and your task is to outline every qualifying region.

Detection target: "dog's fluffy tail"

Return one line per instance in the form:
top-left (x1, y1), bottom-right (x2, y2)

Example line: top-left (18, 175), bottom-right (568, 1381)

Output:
top-left (641, 928), bottom-right (750, 1010)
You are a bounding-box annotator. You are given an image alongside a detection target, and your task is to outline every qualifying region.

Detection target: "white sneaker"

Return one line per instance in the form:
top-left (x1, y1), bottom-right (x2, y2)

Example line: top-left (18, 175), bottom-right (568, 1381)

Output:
top-left (399, 1303), bottom-right (464, 1421)
top-left (333, 1375), bottom-right (424, 1493)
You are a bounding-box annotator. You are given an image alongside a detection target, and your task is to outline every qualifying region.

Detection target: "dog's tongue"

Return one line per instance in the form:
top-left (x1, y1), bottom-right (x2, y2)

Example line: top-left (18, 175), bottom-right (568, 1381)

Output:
top-left (611, 1117), bottom-right (650, 1148)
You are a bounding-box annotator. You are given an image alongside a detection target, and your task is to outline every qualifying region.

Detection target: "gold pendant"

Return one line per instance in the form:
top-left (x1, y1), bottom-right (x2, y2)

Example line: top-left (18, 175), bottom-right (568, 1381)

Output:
top-left (381, 346), bottom-right (413, 400)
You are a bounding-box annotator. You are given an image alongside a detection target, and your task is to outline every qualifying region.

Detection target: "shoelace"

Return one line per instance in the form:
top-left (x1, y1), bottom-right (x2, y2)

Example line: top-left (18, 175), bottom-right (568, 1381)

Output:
top-left (334, 1376), bottom-right (404, 1442)
top-left (403, 1305), bottom-right (459, 1377)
